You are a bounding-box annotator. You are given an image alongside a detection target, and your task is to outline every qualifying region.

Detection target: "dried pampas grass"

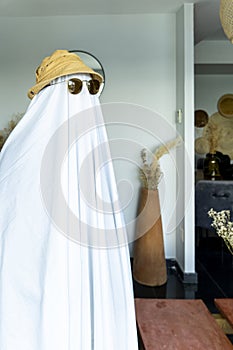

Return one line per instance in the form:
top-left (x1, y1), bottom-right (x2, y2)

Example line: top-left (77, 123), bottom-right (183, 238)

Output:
top-left (139, 137), bottom-right (182, 190)
top-left (0, 113), bottom-right (24, 151)
top-left (203, 121), bottom-right (219, 154)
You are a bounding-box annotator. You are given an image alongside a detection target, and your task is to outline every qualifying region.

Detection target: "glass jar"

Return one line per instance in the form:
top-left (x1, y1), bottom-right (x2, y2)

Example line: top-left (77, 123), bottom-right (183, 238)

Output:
top-left (203, 153), bottom-right (222, 180)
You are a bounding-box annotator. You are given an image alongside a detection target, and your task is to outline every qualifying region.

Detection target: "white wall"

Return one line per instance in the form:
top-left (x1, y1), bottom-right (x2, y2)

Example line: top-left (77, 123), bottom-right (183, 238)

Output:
top-left (195, 40), bottom-right (233, 116)
top-left (195, 75), bottom-right (233, 117)
top-left (176, 4), bottom-right (195, 274)
top-left (176, 6), bottom-right (185, 270)
top-left (195, 40), bottom-right (233, 144)
top-left (0, 13), bottom-right (177, 257)
top-left (195, 40), bottom-right (233, 64)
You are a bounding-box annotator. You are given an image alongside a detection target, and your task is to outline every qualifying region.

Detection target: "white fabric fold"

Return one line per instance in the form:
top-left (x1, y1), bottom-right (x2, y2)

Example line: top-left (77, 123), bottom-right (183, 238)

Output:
top-left (0, 74), bottom-right (138, 350)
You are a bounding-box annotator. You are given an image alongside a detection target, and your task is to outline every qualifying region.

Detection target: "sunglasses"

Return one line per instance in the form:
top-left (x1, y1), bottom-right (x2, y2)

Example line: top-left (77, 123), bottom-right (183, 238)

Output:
top-left (69, 78), bottom-right (102, 95)
top-left (50, 78), bottom-right (102, 95)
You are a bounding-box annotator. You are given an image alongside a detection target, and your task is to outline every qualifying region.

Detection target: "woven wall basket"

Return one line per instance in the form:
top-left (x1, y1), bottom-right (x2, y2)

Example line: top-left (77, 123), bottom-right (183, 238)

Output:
top-left (220, 0), bottom-right (233, 43)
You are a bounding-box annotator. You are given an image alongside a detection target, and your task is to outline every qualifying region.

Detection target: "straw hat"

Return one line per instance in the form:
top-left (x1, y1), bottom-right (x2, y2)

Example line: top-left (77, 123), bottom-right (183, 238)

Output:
top-left (28, 49), bottom-right (103, 99)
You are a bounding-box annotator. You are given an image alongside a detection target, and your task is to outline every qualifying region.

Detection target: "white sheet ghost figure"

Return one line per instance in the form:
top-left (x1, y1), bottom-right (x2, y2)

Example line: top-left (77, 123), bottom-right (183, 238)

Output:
top-left (0, 50), bottom-right (138, 350)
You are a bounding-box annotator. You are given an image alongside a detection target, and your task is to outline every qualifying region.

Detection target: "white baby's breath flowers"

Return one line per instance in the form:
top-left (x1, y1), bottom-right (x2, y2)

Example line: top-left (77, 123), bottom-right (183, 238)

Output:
top-left (208, 208), bottom-right (233, 255)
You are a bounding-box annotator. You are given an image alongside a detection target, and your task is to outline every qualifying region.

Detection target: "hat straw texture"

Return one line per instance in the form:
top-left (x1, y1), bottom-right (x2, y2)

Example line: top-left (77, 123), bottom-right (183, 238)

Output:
top-left (28, 49), bottom-right (103, 99)
top-left (220, 0), bottom-right (233, 43)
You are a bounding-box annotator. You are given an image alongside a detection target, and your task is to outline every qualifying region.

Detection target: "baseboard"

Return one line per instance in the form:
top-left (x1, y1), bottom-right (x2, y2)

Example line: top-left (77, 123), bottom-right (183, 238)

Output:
top-left (131, 258), bottom-right (198, 285)
top-left (167, 258), bottom-right (198, 284)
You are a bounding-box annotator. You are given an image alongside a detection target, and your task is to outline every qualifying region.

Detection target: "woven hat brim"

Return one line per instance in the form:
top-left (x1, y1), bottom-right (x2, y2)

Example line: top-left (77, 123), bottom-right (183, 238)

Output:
top-left (28, 64), bottom-right (103, 99)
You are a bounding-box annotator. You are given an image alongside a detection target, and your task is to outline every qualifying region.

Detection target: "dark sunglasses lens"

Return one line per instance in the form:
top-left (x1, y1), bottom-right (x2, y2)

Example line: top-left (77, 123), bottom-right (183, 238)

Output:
top-left (68, 78), bottom-right (82, 94)
top-left (88, 79), bottom-right (100, 95)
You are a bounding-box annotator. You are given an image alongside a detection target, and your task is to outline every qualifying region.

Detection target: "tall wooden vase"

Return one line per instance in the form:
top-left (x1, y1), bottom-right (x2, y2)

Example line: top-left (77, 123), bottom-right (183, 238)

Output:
top-left (133, 187), bottom-right (167, 286)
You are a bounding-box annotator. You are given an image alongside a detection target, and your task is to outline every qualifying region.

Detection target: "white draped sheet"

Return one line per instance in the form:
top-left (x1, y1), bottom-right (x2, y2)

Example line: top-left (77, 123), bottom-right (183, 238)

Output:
top-left (0, 74), bottom-right (138, 350)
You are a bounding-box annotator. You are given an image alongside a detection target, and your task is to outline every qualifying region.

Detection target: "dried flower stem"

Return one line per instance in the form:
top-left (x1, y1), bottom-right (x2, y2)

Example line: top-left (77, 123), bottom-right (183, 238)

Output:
top-left (203, 122), bottom-right (219, 154)
top-left (139, 136), bottom-right (182, 190)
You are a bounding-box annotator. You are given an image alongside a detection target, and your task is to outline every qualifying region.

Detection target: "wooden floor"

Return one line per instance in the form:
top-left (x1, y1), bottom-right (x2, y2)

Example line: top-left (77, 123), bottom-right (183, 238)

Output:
top-left (215, 298), bottom-right (233, 328)
top-left (135, 298), bottom-right (233, 350)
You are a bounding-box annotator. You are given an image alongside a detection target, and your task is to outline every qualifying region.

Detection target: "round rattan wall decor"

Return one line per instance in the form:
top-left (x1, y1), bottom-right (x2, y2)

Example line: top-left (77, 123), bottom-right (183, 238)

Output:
top-left (220, 0), bottom-right (233, 43)
top-left (217, 94), bottom-right (233, 118)
top-left (195, 109), bottom-right (209, 128)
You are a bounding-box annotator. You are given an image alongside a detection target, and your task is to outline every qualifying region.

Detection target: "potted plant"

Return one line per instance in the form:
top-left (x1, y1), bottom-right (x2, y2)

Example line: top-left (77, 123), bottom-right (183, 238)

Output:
top-left (133, 137), bottom-right (181, 286)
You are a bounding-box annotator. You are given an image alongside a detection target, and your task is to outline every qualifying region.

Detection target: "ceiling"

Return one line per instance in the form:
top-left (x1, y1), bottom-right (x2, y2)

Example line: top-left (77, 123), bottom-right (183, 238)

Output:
top-left (0, 0), bottom-right (227, 44)
top-left (194, 0), bottom-right (226, 44)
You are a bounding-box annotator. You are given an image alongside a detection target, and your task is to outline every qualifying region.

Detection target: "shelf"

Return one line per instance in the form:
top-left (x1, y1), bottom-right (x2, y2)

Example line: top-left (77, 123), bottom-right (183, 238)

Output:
top-left (195, 64), bottom-right (233, 75)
